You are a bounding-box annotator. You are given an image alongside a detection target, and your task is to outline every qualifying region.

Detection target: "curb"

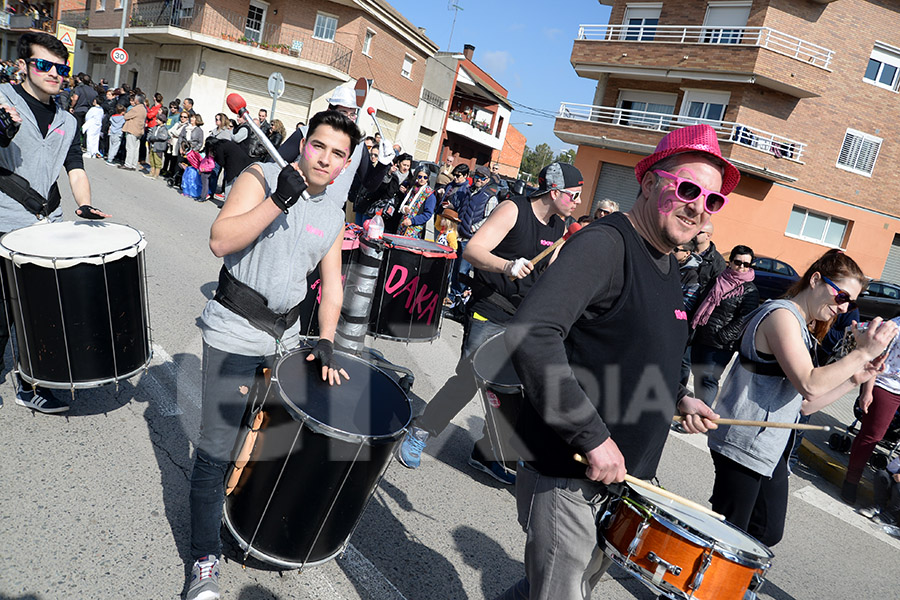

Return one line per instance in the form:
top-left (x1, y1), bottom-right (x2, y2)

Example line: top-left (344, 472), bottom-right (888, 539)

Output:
top-left (797, 438), bottom-right (874, 505)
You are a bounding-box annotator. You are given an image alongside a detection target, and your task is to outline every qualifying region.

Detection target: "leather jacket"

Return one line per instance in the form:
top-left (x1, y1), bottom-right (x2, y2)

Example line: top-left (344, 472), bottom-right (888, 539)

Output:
top-left (692, 280), bottom-right (760, 351)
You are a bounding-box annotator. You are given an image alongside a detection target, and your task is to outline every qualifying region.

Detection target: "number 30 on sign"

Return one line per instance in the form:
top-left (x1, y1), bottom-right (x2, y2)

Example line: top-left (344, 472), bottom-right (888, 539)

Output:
top-left (110, 47), bottom-right (129, 65)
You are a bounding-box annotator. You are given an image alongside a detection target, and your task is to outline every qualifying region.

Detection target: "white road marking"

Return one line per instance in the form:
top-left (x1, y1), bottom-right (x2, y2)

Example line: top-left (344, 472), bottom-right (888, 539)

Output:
top-left (339, 543), bottom-right (409, 600)
top-left (793, 485), bottom-right (900, 550)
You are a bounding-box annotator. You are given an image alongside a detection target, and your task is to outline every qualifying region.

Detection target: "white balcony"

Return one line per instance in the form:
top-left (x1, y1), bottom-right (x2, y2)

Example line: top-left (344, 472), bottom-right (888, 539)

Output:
top-left (556, 102), bottom-right (806, 163)
top-left (445, 116), bottom-right (503, 151)
top-left (577, 24), bottom-right (834, 71)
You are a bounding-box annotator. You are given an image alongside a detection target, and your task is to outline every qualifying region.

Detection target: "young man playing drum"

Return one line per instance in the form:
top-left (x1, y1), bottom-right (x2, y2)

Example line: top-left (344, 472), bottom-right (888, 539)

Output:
top-left (495, 125), bottom-right (726, 600)
top-left (185, 110), bottom-right (361, 600)
top-left (398, 162), bottom-right (583, 485)
top-left (0, 32), bottom-right (108, 413)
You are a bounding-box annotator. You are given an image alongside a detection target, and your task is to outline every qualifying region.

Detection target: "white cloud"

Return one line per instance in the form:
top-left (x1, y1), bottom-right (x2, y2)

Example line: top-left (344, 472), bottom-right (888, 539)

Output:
top-left (543, 28), bottom-right (563, 41)
top-left (481, 50), bottom-right (513, 76)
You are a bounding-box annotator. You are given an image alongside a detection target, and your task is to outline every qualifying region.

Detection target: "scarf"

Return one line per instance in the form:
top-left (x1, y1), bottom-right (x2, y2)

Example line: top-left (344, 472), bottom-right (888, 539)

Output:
top-left (397, 184), bottom-right (432, 238)
top-left (691, 267), bottom-right (755, 329)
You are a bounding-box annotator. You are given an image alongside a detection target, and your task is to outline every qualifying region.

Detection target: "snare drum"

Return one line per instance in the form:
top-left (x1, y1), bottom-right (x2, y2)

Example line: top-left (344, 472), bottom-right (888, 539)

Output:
top-left (224, 349), bottom-right (411, 568)
top-left (471, 331), bottom-right (523, 470)
top-left (600, 484), bottom-right (773, 600)
top-left (0, 222), bottom-right (151, 389)
top-left (369, 234), bottom-right (456, 342)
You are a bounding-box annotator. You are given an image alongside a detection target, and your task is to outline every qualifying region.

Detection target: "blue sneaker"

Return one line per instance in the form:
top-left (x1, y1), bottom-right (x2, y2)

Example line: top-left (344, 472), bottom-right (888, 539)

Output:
top-left (467, 455), bottom-right (516, 485)
top-left (15, 385), bottom-right (68, 414)
top-left (398, 426), bottom-right (430, 469)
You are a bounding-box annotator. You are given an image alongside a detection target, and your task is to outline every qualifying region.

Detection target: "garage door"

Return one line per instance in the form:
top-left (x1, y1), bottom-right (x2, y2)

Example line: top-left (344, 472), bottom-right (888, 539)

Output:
top-left (224, 70), bottom-right (313, 132)
top-left (373, 110), bottom-right (402, 146)
top-left (414, 127), bottom-right (436, 161)
top-left (592, 162), bottom-right (640, 214)
top-left (881, 233), bottom-right (900, 282)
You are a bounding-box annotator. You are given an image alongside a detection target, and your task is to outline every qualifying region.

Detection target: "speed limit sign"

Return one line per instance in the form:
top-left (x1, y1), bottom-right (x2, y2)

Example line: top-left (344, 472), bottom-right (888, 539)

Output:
top-left (110, 47), bottom-right (128, 65)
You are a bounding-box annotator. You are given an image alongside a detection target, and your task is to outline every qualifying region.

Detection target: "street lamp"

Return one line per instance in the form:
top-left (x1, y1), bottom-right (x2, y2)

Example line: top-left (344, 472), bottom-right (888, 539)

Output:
top-left (510, 122), bottom-right (533, 126)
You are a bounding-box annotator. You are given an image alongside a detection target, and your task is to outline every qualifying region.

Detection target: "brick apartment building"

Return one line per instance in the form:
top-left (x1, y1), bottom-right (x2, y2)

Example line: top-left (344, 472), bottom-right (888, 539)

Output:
top-left (556, 0), bottom-right (900, 280)
top-left (423, 44), bottom-right (524, 177)
top-left (55, 0), bottom-right (443, 155)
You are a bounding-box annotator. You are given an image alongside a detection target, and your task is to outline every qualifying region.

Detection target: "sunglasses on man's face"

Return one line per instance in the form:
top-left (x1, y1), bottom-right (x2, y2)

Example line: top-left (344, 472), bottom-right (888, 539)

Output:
top-left (652, 169), bottom-right (728, 214)
top-left (27, 57), bottom-right (70, 77)
top-left (822, 276), bottom-right (858, 310)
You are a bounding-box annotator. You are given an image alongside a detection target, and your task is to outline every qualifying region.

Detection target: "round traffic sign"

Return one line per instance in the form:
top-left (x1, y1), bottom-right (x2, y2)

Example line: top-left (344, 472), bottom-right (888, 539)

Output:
top-left (110, 47), bottom-right (128, 65)
top-left (267, 72), bottom-right (285, 100)
top-left (354, 77), bottom-right (369, 108)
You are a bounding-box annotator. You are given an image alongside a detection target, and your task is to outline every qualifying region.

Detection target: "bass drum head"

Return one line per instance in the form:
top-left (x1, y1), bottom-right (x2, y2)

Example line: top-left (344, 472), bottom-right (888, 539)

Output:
top-left (275, 349), bottom-right (411, 442)
top-left (0, 221), bottom-right (146, 267)
top-left (472, 331), bottom-right (521, 392)
top-left (630, 484), bottom-right (773, 565)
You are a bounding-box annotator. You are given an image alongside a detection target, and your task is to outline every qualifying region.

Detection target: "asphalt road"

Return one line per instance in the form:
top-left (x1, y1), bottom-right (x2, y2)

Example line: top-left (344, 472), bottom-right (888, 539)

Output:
top-left (1, 159), bottom-right (897, 599)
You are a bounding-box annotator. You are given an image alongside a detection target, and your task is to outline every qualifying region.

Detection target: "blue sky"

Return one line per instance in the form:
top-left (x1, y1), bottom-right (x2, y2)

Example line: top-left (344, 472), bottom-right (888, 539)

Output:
top-left (387, 0), bottom-right (612, 153)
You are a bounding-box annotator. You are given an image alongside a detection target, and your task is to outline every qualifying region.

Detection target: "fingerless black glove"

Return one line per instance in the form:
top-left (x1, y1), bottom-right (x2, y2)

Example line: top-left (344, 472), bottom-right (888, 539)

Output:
top-left (76, 205), bottom-right (105, 220)
top-left (271, 164), bottom-right (308, 213)
top-left (309, 339), bottom-right (342, 372)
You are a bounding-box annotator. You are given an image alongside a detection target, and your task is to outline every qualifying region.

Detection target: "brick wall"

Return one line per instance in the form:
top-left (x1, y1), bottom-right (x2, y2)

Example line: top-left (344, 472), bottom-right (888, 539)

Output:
top-left (578, 0), bottom-right (900, 216)
top-left (493, 124), bottom-right (525, 177)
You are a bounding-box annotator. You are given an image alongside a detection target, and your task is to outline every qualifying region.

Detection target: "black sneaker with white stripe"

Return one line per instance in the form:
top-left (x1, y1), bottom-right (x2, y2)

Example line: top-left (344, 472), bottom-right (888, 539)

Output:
top-left (15, 385), bottom-right (69, 414)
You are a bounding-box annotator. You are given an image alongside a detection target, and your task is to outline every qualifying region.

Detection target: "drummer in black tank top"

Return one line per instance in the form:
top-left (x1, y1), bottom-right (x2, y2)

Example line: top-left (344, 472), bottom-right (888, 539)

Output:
top-left (397, 162), bottom-right (585, 485)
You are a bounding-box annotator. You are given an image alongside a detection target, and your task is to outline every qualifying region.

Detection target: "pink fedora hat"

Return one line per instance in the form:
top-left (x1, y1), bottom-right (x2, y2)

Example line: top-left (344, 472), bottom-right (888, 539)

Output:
top-left (634, 124), bottom-right (741, 195)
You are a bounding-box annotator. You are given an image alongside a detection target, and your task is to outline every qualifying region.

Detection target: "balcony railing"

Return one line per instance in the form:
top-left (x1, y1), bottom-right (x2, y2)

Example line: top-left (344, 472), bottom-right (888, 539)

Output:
top-left (58, 9), bottom-right (88, 29)
top-left (576, 24), bottom-right (834, 70)
top-left (557, 102), bottom-right (806, 162)
top-left (61, 2), bottom-right (353, 74)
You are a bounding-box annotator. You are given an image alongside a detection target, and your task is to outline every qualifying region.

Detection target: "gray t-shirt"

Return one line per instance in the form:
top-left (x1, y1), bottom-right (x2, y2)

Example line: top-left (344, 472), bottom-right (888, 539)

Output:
top-left (201, 161), bottom-right (345, 356)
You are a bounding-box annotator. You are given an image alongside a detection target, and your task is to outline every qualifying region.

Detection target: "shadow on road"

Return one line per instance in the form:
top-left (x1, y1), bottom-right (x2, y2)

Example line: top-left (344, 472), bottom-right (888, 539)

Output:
top-left (452, 525), bottom-right (523, 599)
top-left (236, 584), bottom-right (279, 599)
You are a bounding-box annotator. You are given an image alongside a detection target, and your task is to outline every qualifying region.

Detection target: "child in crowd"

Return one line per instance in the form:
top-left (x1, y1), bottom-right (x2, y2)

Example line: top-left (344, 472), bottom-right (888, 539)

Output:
top-left (82, 96), bottom-right (104, 159)
top-left (146, 113), bottom-right (169, 179)
top-left (105, 104), bottom-right (126, 166)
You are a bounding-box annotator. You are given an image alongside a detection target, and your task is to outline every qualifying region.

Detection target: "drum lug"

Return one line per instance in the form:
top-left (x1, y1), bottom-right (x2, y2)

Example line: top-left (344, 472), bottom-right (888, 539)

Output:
top-left (646, 551), bottom-right (682, 576)
top-left (627, 520), bottom-right (650, 557)
top-left (689, 547), bottom-right (713, 591)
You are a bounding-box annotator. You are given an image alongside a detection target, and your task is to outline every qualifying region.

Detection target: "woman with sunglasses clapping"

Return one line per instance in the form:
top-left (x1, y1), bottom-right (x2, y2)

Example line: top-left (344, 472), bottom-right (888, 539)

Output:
top-left (707, 249), bottom-right (898, 547)
top-left (688, 244), bottom-right (759, 407)
top-left (396, 167), bottom-right (436, 238)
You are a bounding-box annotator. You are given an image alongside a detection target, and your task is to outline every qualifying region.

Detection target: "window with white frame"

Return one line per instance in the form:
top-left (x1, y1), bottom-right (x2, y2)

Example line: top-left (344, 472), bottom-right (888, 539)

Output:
top-left (616, 90), bottom-right (677, 129)
top-left (97, 0), bottom-right (105, 11)
top-left (837, 129), bottom-right (882, 176)
top-left (244, 1), bottom-right (267, 43)
top-left (702, 1), bottom-right (751, 44)
top-left (363, 29), bottom-right (375, 56)
top-left (864, 42), bottom-right (900, 92)
top-left (679, 89), bottom-right (730, 123)
top-left (621, 3), bottom-right (661, 42)
top-left (313, 12), bottom-right (338, 42)
top-left (401, 54), bottom-right (415, 79)
top-left (785, 206), bottom-right (849, 248)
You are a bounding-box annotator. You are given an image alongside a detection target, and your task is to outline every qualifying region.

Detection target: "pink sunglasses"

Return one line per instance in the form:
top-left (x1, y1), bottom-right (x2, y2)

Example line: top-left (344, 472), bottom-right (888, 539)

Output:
top-left (653, 169), bottom-right (729, 214)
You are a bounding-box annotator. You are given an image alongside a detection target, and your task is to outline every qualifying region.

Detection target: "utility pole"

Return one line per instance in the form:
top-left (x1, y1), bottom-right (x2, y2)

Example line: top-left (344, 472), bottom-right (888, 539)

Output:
top-left (113, 0), bottom-right (129, 86)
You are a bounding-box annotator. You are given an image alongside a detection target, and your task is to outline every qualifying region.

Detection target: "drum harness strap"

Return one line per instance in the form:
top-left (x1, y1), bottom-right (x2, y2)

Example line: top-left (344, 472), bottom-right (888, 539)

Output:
top-left (213, 265), bottom-right (303, 345)
top-left (0, 167), bottom-right (61, 219)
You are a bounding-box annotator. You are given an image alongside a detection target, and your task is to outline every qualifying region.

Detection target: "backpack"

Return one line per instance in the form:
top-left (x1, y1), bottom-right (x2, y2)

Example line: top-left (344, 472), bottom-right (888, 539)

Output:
top-left (199, 155), bottom-right (215, 173)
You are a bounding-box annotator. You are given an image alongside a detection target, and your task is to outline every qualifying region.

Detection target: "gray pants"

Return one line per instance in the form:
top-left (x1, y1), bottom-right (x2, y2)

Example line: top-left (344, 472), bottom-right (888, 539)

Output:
top-left (107, 133), bottom-right (121, 162)
top-left (124, 133), bottom-right (140, 169)
top-left (496, 462), bottom-right (612, 600)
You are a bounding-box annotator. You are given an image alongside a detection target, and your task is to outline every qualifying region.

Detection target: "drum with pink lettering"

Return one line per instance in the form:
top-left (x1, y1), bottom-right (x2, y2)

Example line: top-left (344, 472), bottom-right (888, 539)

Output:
top-left (368, 234), bottom-right (456, 342)
top-left (297, 224), bottom-right (361, 338)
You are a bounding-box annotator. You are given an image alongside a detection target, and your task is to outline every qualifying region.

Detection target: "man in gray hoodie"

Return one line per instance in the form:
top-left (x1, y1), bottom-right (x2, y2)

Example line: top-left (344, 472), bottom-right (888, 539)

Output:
top-left (0, 32), bottom-right (107, 413)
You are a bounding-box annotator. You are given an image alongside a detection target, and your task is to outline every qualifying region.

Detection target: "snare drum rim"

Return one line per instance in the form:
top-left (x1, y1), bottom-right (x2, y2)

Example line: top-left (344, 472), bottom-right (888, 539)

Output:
top-left (273, 349), bottom-right (411, 445)
top-left (624, 492), bottom-right (774, 568)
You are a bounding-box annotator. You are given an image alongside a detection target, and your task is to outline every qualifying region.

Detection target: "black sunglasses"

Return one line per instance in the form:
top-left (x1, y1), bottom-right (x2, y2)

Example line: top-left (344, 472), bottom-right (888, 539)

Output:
top-left (27, 57), bottom-right (70, 77)
top-left (416, 174), bottom-right (429, 180)
top-left (731, 259), bottom-right (752, 268)
top-left (822, 276), bottom-right (857, 310)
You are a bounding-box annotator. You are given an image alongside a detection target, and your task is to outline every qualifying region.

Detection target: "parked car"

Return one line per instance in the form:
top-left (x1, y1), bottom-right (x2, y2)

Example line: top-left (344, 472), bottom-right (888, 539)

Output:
top-left (752, 256), bottom-right (800, 303)
top-left (857, 280), bottom-right (900, 321)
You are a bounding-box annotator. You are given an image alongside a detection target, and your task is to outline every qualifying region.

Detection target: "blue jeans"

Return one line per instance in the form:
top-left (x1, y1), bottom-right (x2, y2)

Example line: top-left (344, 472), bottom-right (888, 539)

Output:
top-left (190, 341), bottom-right (272, 560)
top-left (448, 239), bottom-right (471, 304)
top-left (690, 344), bottom-right (735, 407)
top-left (417, 315), bottom-right (506, 449)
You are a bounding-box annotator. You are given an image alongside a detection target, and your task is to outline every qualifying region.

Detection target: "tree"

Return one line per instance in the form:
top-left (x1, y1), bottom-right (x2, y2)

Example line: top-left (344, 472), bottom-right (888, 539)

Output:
top-left (519, 143), bottom-right (555, 179)
top-left (554, 149), bottom-right (576, 164)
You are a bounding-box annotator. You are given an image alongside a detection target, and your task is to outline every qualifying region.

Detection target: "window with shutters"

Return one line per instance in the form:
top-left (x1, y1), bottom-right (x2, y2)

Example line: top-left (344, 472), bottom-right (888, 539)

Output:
top-left (414, 127), bottom-right (435, 161)
top-left (621, 3), bottom-right (661, 41)
top-left (864, 42), bottom-right (900, 92)
top-left (373, 110), bottom-right (402, 144)
top-left (401, 55), bottom-right (415, 79)
top-left (702, 2), bottom-right (751, 44)
top-left (785, 206), bottom-right (850, 248)
top-left (836, 129), bottom-right (881, 176)
top-left (159, 59), bottom-right (181, 73)
top-left (314, 12), bottom-right (338, 42)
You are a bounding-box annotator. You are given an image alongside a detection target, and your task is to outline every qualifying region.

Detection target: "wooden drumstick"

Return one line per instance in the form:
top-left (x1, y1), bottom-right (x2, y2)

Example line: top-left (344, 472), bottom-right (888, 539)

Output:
top-left (573, 453), bottom-right (726, 521)
top-left (507, 222), bottom-right (582, 281)
top-left (672, 415), bottom-right (831, 431)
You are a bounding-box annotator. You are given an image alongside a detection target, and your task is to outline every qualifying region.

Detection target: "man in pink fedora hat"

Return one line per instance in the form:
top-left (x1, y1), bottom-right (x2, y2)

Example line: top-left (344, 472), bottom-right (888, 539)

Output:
top-left (497, 124), bottom-right (735, 600)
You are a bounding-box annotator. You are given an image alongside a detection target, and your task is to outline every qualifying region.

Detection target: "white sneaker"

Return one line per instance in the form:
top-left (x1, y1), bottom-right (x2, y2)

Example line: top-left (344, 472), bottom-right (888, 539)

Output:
top-left (186, 555), bottom-right (220, 600)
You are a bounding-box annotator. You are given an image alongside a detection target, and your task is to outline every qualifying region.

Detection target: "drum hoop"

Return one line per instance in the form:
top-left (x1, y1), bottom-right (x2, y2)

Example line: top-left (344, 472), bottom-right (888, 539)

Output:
top-left (624, 496), bottom-right (774, 567)
top-left (382, 234), bottom-right (457, 259)
top-left (472, 331), bottom-right (521, 391)
top-left (0, 223), bottom-right (147, 269)
top-left (273, 350), bottom-right (411, 444)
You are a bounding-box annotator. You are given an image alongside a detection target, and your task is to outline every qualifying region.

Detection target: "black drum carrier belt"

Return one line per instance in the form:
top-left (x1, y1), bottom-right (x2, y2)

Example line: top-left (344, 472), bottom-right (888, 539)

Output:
top-left (0, 167), bottom-right (61, 218)
top-left (214, 265), bottom-right (303, 340)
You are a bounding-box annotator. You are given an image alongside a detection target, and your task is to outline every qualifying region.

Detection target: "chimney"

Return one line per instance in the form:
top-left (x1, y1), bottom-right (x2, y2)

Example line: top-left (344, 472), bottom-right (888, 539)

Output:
top-left (418, 27), bottom-right (426, 35)
top-left (463, 44), bottom-right (475, 61)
